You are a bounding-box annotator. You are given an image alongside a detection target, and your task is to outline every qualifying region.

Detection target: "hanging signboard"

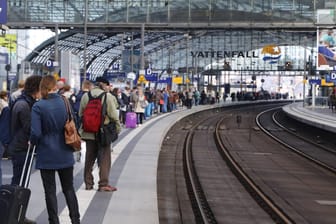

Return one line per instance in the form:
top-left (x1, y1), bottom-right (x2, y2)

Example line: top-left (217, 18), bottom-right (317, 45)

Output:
top-left (144, 71), bottom-right (158, 82)
top-left (0, 0), bottom-right (7, 24)
top-left (157, 77), bottom-right (172, 84)
top-left (173, 76), bottom-right (183, 84)
top-left (0, 34), bottom-right (17, 53)
top-left (105, 71), bottom-right (126, 79)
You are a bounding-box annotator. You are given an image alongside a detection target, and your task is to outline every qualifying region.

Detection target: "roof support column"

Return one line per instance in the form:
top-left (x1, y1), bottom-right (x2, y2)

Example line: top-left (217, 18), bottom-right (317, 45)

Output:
top-left (54, 24), bottom-right (59, 75)
top-left (141, 23), bottom-right (145, 70)
top-left (83, 0), bottom-right (88, 80)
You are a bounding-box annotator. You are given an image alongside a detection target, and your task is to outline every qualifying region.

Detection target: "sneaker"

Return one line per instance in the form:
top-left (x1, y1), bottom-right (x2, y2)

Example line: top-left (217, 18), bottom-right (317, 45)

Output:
top-left (98, 185), bottom-right (117, 192)
top-left (24, 218), bottom-right (36, 224)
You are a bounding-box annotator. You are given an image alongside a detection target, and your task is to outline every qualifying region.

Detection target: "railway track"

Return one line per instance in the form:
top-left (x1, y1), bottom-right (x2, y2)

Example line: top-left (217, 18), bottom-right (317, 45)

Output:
top-left (257, 107), bottom-right (336, 174)
top-left (158, 102), bottom-right (336, 224)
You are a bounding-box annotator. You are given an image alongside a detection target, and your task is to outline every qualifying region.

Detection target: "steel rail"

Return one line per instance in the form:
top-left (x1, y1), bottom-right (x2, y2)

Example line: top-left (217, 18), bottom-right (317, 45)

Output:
top-left (183, 118), bottom-right (218, 224)
top-left (257, 107), bottom-right (336, 175)
top-left (214, 116), bottom-right (294, 224)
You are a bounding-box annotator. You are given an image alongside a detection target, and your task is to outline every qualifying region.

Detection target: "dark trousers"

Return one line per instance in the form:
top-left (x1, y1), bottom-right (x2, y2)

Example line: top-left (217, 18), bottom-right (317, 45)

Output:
top-left (11, 152), bottom-right (32, 186)
top-left (186, 99), bottom-right (192, 109)
top-left (0, 142), bottom-right (4, 186)
top-left (119, 110), bottom-right (127, 125)
top-left (136, 112), bottom-right (144, 124)
top-left (84, 140), bottom-right (111, 188)
top-left (40, 167), bottom-right (80, 224)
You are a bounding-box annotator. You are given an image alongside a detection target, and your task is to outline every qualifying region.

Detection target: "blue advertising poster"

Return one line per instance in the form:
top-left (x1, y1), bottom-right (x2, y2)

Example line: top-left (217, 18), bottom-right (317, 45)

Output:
top-left (0, 0), bottom-right (7, 24)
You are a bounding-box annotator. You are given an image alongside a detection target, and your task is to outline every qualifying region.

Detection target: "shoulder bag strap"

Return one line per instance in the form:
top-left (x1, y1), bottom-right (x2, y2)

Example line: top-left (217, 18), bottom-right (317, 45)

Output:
top-left (100, 92), bottom-right (107, 129)
top-left (62, 96), bottom-right (73, 121)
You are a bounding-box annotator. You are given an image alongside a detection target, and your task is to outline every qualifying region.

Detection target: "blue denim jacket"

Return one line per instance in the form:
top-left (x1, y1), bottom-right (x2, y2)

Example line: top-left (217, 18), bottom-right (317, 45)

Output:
top-left (30, 93), bottom-right (75, 169)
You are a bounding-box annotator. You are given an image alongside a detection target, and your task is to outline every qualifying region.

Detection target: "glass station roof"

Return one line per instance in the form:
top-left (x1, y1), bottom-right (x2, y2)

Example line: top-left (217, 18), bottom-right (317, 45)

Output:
top-left (7, 0), bottom-right (326, 27)
top-left (25, 29), bottom-right (316, 78)
top-left (5, 0), bottom-right (331, 77)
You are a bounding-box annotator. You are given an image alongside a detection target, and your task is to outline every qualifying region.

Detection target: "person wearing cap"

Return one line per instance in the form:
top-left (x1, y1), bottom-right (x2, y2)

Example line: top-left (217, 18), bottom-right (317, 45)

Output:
top-left (79, 77), bottom-right (121, 192)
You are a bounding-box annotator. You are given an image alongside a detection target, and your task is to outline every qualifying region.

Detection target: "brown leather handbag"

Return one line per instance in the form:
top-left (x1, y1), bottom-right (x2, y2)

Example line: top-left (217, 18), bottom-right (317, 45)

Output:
top-left (62, 96), bottom-right (81, 151)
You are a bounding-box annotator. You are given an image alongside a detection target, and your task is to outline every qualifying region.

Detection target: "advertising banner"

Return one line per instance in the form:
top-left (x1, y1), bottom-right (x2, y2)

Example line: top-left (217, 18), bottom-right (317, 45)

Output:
top-left (317, 28), bottom-right (336, 71)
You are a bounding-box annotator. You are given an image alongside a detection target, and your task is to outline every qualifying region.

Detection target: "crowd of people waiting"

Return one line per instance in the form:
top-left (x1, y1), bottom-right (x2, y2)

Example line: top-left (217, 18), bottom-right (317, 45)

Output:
top-left (3, 75), bottom-right (287, 223)
top-left (0, 75), bottom-right (228, 224)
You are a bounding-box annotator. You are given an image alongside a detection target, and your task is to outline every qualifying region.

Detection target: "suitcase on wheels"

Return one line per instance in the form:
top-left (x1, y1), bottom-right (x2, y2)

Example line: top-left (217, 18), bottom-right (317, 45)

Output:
top-left (125, 112), bottom-right (137, 128)
top-left (0, 185), bottom-right (31, 224)
top-left (0, 145), bottom-right (36, 224)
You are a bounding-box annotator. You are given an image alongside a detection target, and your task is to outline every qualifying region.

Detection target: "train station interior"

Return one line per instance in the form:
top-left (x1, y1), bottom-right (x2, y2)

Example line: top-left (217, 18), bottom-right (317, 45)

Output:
top-left (1, 0), bottom-right (335, 99)
top-left (1, 1), bottom-right (336, 224)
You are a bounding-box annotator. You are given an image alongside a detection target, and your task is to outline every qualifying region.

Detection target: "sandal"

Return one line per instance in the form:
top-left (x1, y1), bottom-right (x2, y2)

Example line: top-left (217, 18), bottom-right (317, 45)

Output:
top-left (98, 185), bottom-right (117, 192)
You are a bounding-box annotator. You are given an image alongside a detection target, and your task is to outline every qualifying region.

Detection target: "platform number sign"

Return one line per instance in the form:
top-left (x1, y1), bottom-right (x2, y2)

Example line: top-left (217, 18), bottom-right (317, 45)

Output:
top-left (331, 72), bottom-right (336, 81)
top-left (45, 60), bottom-right (54, 68)
top-left (112, 63), bottom-right (120, 70)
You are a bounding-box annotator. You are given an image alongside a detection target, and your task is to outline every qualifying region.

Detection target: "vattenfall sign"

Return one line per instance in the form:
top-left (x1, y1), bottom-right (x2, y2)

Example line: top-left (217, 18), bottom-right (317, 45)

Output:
top-left (190, 50), bottom-right (259, 58)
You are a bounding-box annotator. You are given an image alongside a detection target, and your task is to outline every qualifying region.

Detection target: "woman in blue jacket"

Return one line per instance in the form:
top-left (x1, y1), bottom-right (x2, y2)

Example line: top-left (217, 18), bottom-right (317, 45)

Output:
top-left (30, 75), bottom-right (80, 224)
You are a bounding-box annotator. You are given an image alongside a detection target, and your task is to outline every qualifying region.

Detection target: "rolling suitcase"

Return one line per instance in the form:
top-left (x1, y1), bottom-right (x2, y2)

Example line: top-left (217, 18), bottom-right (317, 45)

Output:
top-left (125, 112), bottom-right (137, 128)
top-left (0, 145), bottom-right (36, 224)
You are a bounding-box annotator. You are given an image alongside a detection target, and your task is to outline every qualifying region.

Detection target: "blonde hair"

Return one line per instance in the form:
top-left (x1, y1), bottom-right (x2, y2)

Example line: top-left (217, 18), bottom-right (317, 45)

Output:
top-left (82, 80), bottom-right (92, 90)
top-left (40, 75), bottom-right (57, 99)
top-left (18, 80), bottom-right (25, 88)
top-left (0, 90), bottom-right (8, 100)
top-left (63, 84), bottom-right (71, 92)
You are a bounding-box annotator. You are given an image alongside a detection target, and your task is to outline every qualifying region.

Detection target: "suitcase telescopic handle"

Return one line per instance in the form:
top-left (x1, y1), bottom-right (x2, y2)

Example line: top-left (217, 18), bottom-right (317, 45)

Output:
top-left (19, 144), bottom-right (36, 188)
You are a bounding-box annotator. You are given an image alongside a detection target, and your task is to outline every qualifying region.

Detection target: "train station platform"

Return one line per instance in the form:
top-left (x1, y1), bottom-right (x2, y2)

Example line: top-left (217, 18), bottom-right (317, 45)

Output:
top-left (282, 102), bottom-right (336, 133)
top-left (1, 104), bottom-right (218, 224)
top-left (2, 101), bottom-right (335, 224)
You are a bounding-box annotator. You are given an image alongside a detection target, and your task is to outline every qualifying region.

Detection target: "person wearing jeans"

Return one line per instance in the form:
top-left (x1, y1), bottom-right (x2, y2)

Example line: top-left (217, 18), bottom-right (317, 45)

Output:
top-left (40, 168), bottom-right (78, 223)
